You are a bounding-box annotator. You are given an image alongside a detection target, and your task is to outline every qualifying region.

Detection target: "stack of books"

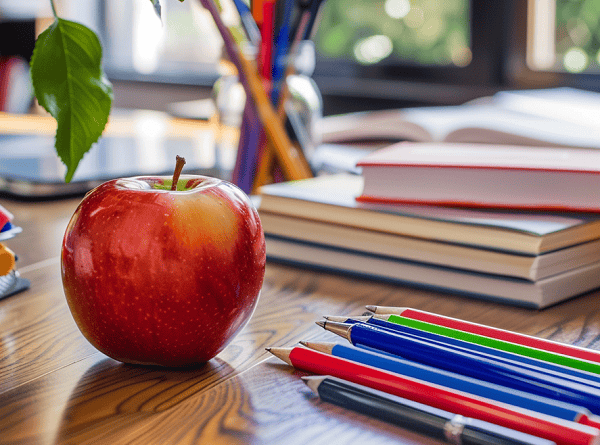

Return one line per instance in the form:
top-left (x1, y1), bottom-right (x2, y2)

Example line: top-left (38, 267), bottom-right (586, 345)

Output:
top-left (256, 142), bottom-right (600, 308)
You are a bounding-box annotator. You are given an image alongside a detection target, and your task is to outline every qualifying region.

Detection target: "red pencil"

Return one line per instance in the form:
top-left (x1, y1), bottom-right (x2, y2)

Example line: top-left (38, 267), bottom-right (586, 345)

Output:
top-left (366, 306), bottom-right (600, 365)
top-left (259, 0), bottom-right (275, 80)
top-left (267, 346), bottom-right (600, 445)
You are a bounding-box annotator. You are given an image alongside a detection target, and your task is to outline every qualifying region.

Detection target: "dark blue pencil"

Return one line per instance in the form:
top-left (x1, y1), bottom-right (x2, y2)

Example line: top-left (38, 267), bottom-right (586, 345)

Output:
top-left (232, 0), bottom-right (261, 47)
top-left (300, 341), bottom-right (600, 429)
top-left (270, 0), bottom-right (294, 104)
top-left (325, 315), bottom-right (600, 389)
top-left (303, 375), bottom-right (557, 445)
top-left (317, 320), bottom-right (600, 415)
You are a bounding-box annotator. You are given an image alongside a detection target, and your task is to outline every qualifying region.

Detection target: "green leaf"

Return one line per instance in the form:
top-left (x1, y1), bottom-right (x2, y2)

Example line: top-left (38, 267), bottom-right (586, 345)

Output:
top-left (30, 18), bottom-right (113, 182)
top-left (150, 0), bottom-right (162, 19)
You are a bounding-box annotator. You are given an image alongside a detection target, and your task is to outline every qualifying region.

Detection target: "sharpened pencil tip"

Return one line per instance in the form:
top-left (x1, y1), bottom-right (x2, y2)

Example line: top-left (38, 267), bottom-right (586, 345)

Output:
top-left (365, 306), bottom-right (407, 315)
top-left (299, 341), bottom-right (307, 347)
top-left (316, 320), bottom-right (326, 328)
top-left (318, 320), bottom-right (352, 340)
top-left (266, 347), bottom-right (294, 366)
top-left (301, 341), bottom-right (336, 354)
top-left (265, 347), bottom-right (271, 352)
top-left (301, 375), bottom-right (324, 393)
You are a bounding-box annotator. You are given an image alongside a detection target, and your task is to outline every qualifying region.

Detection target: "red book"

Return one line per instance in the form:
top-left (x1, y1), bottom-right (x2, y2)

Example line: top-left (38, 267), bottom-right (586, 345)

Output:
top-left (356, 142), bottom-right (600, 212)
top-left (278, 346), bottom-right (600, 445)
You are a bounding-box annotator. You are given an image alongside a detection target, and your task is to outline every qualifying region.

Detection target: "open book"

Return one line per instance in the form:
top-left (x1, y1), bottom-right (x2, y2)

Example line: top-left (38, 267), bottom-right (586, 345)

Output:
top-left (320, 88), bottom-right (600, 149)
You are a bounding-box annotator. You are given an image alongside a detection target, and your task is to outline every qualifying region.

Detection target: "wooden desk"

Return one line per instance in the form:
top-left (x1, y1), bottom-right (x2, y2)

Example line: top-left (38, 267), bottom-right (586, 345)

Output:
top-left (2, 197), bottom-right (600, 445)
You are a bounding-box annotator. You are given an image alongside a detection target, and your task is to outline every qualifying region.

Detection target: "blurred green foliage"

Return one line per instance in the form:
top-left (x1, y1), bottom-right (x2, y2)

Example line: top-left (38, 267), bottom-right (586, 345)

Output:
top-left (314, 0), bottom-right (470, 66)
top-left (555, 0), bottom-right (600, 72)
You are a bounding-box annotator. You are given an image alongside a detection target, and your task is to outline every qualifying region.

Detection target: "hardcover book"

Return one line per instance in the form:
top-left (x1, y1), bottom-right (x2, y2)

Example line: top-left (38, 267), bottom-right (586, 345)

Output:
top-left (357, 143), bottom-right (600, 212)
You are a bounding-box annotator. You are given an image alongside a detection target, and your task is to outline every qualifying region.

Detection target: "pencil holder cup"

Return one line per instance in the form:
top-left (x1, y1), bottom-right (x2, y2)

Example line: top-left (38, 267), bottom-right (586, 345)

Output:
top-left (283, 73), bottom-right (323, 160)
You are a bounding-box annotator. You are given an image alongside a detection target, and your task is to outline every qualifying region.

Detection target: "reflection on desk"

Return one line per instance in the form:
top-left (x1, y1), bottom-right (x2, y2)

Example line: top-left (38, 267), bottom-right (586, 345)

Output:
top-left (0, 110), bottom-right (239, 198)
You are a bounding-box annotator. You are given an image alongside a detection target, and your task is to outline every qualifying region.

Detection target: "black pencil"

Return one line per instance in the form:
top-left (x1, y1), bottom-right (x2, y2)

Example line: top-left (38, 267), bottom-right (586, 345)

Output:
top-left (302, 375), bottom-right (556, 445)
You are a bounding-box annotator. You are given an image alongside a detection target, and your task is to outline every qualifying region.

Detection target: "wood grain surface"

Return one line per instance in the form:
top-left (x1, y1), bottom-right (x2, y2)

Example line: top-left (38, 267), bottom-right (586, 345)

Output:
top-left (2, 195), bottom-right (600, 445)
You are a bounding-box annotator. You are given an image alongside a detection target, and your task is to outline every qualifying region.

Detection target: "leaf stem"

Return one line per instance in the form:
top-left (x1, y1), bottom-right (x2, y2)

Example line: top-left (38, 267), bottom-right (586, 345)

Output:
top-left (49, 0), bottom-right (58, 18)
top-left (171, 156), bottom-right (186, 191)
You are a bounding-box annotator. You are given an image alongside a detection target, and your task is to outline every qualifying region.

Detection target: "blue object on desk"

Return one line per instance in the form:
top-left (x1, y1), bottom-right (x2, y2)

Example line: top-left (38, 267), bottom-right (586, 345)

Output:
top-left (344, 322), bottom-right (600, 415)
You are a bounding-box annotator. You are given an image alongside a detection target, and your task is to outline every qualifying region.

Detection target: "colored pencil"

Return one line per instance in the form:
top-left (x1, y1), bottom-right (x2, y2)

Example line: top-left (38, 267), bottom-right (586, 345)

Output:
top-left (317, 320), bottom-right (600, 415)
top-left (232, 0), bottom-right (261, 47)
top-left (323, 315), bottom-right (600, 388)
top-left (367, 306), bottom-right (600, 365)
top-left (266, 346), bottom-right (600, 445)
top-left (251, 0), bottom-right (266, 27)
top-left (259, 0), bottom-right (276, 80)
top-left (303, 375), bottom-right (558, 445)
top-left (300, 0), bottom-right (327, 40)
top-left (364, 310), bottom-right (600, 375)
top-left (301, 341), bottom-right (600, 428)
top-left (231, 100), bottom-right (262, 193)
top-left (270, 0), bottom-right (294, 104)
top-left (288, 0), bottom-right (312, 45)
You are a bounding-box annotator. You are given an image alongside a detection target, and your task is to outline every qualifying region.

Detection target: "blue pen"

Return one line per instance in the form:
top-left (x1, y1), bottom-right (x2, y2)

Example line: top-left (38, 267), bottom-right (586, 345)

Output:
top-left (332, 315), bottom-right (600, 389)
top-left (270, 0), bottom-right (294, 104)
top-left (300, 341), bottom-right (600, 429)
top-left (318, 320), bottom-right (600, 416)
top-left (301, 0), bottom-right (327, 40)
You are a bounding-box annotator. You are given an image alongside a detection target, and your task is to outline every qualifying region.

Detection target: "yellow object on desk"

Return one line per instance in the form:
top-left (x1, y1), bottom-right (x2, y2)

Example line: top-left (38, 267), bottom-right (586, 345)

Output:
top-left (0, 243), bottom-right (15, 275)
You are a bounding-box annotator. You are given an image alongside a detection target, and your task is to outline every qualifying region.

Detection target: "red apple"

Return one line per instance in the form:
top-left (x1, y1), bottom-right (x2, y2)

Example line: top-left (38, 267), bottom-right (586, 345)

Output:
top-left (61, 173), bottom-right (266, 367)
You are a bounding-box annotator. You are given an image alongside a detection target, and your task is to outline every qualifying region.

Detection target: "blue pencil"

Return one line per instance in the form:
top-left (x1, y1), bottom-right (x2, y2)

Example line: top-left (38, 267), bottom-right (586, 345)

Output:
top-left (329, 315), bottom-right (600, 389)
top-left (300, 341), bottom-right (600, 429)
top-left (270, 0), bottom-right (294, 105)
top-left (317, 320), bottom-right (600, 416)
top-left (232, 0), bottom-right (261, 47)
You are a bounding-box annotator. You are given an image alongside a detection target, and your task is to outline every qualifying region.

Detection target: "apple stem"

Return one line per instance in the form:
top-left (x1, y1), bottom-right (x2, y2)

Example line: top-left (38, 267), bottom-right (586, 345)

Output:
top-left (171, 156), bottom-right (186, 191)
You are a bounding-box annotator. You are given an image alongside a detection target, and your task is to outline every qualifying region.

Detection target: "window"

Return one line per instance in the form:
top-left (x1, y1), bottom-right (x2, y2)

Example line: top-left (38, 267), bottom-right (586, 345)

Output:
top-left (315, 0), bottom-right (471, 67)
top-left (528, 0), bottom-right (600, 74)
